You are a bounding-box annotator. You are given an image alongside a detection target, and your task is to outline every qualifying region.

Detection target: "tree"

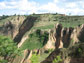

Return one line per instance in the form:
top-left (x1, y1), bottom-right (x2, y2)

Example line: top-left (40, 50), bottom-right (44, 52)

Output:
top-left (14, 14), bottom-right (16, 16)
top-left (0, 35), bottom-right (20, 63)
top-left (56, 13), bottom-right (58, 15)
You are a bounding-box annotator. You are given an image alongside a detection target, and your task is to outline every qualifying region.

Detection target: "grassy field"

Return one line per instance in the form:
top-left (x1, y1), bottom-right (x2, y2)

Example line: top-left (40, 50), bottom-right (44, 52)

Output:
top-left (0, 14), bottom-right (84, 28)
top-left (21, 30), bottom-right (49, 50)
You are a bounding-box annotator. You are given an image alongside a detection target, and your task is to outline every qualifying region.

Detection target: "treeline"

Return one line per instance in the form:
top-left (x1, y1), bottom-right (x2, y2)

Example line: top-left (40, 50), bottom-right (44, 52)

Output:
top-left (0, 15), bottom-right (9, 20)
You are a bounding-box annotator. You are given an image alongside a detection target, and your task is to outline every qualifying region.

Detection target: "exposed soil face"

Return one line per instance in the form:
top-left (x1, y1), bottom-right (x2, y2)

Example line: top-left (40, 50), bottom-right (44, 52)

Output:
top-left (70, 58), bottom-right (84, 63)
top-left (13, 16), bottom-right (37, 44)
top-left (78, 24), bottom-right (84, 42)
top-left (41, 43), bottom-right (84, 63)
top-left (41, 24), bottom-right (84, 63)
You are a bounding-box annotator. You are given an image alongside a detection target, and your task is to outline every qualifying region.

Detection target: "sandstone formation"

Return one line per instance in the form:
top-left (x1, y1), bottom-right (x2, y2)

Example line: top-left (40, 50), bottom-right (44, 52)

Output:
top-left (41, 43), bottom-right (84, 63)
top-left (18, 36), bottom-right (28, 48)
top-left (3, 16), bottom-right (26, 38)
top-left (20, 50), bottom-right (32, 63)
top-left (41, 24), bottom-right (84, 63)
top-left (3, 21), bottom-right (14, 38)
top-left (14, 16), bottom-right (37, 44)
top-left (44, 23), bottom-right (84, 50)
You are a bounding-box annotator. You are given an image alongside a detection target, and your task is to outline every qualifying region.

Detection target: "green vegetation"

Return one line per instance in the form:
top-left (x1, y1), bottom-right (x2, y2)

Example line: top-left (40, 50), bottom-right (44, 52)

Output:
top-left (21, 29), bottom-right (49, 50)
top-left (30, 53), bottom-right (40, 63)
top-left (0, 15), bottom-right (9, 20)
top-left (31, 51), bottom-right (51, 63)
top-left (0, 35), bottom-right (20, 63)
top-left (75, 47), bottom-right (83, 57)
top-left (0, 60), bottom-right (8, 63)
top-left (44, 49), bottom-right (54, 54)
top-left (0, 15), bottom-right (26, 26)
top-left (48, 49), bottom-right (54, 53)
top-left (78, 48), bottom-right (82, 54)
top-left (33, 24), bottom-right (54, 30)
top-left (53, 55), bottom-right (62, 63)
top-left (0, 14), bottom-right (84, 63)
top-left (0, 14), bottom-right (84, 30)
top-left (39, 52), bottom-right (50, 62)
top-left (69, 39), bottom-right (74, 48)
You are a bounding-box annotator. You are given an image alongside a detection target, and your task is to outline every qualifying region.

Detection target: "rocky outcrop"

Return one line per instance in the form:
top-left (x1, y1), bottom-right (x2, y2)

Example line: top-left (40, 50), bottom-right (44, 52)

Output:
top-left (3, 21), bottom-right (14, 38)
top-left (44, 23), bottom-right (73, 50)
top-left (2, 16), bottom-right (26, 38)
top-left (41, 43), bottom-right (84, 63)
top-left (18, 23), bottom-right (84, 63)
top-left (20, 50), bottom-right (32, 63)
top-left (18, 36), bottom-right (28, 48)
top-left (44, 23), bottom-right (84, 50)
top-left (44, 29), bottom-right (55, 49)
top-left (41, 24), bottom-right (84, 63)
top-left (54, 23), bottom-right (62, 49)
top-left (13, 49), bottom-right (32, 63)
top-left (78, 24), bottom-right (84, 42)
top-left (14, 16), bottom-right (37, 44)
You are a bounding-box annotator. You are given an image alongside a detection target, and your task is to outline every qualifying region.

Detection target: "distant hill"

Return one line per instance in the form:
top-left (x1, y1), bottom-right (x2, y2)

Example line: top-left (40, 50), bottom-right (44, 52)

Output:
top-left (0, 13), bottom-right (84, 28)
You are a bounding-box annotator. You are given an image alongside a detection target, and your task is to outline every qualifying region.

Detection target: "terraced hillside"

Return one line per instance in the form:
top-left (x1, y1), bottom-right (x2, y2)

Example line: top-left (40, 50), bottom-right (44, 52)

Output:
top-left (0, 14), bottom-right (84, 30)
top-left (0, 13), bottom-right (84, 63)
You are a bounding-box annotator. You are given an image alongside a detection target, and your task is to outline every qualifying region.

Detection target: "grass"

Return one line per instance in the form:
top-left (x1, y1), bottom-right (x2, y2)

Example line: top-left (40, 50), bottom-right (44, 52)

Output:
top-left (20, 34), bottom-right (43, 50)
top-left (30, 52), bottom-right (51, 63)
top-left (39, 52), bottom-right (50, 62)
top-left (20, 30), bottom-right (49, 50)
top-left (0, 15), bottom-right (26, 26)
top-left (33, 24), bottom-right (54, 30)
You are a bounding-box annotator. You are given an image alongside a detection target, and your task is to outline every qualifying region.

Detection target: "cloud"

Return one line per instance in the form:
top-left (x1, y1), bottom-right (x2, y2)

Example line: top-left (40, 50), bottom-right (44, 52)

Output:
top-left (0, 0), bottom-right (84, 15)
top-left (0, 0), bottom-right (39, 15)
top-left (0, 2), bottom-right (6, 9)
top-left (53, 0), bottom-right (59, 3)
top-left (66, 2), bottom-right (77, 8)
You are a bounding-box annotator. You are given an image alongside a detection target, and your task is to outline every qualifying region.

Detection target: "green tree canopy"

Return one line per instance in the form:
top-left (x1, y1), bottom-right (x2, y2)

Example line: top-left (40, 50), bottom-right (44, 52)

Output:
top-left (0, 35), bottom-right (19, 63)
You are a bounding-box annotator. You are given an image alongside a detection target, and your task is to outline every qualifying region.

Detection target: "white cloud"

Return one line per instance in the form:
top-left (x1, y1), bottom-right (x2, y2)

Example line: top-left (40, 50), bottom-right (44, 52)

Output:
top-left (0, 2), bottom-right (6, 9)
top-left (0, 0), bottom-right (39, 14)
top-left (66, 2), bottom-right (77, 8)
top-left (0, 0), bottom-right (84, 15)
top-left (39, 3), bottom-right (58, 12)
top-left (53, 0), bottom-right (59, 3)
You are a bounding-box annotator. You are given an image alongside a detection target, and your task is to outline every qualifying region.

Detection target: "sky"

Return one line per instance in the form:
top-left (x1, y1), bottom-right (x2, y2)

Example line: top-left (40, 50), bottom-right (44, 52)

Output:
top-left (0, 0), bottom-right (84, 16)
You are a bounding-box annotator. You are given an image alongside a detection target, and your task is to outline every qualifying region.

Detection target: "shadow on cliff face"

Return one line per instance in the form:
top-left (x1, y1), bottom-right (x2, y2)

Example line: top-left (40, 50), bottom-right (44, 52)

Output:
top-left (78, 24), bottom-right (84, 42)
top-left (41, 24), bottom-right (84, 63)
top-left (13, 16), bottom-right (37, 44)
top-left (2, 21), bottom-right (15, 38)
top-left (41, 43), bottom-right (84, 63)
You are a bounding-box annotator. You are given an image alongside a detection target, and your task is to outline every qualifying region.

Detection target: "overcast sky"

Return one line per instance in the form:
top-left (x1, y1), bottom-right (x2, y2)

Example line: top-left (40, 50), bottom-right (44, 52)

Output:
top-left (0, 0), bottom-right (84, 16)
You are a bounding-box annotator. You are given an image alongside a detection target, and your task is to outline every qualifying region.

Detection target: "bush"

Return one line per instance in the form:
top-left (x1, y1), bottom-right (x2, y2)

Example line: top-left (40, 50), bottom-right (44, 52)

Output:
top-left (0, 35), bottom-right (20, 63)
top-left (48, 49), bottom-right (54, 53)
top-left (53, 55), bottom-right (62, 63)
top-left (30, 53), bottom-right (40, 63)
top-left (0, 15), bottom-right (9, 20)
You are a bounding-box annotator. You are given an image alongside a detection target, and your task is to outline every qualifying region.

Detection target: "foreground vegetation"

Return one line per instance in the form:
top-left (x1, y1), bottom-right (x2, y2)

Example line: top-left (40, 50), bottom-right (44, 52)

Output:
top-left (0, 35), bottom-right (20, 63)
top-left (21, 29), bottom-right (49, 50)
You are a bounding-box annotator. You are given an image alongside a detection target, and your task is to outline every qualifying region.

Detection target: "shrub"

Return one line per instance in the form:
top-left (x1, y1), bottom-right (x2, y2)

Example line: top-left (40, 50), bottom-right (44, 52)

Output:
top-left (48, 49), bottom-right (54, 53)
top-left (30, 53), bottom-right (40, 63)
top-left (53, 55), bottom-right (62, 63)
top-left (0, 35), bottom-right (20, 63)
